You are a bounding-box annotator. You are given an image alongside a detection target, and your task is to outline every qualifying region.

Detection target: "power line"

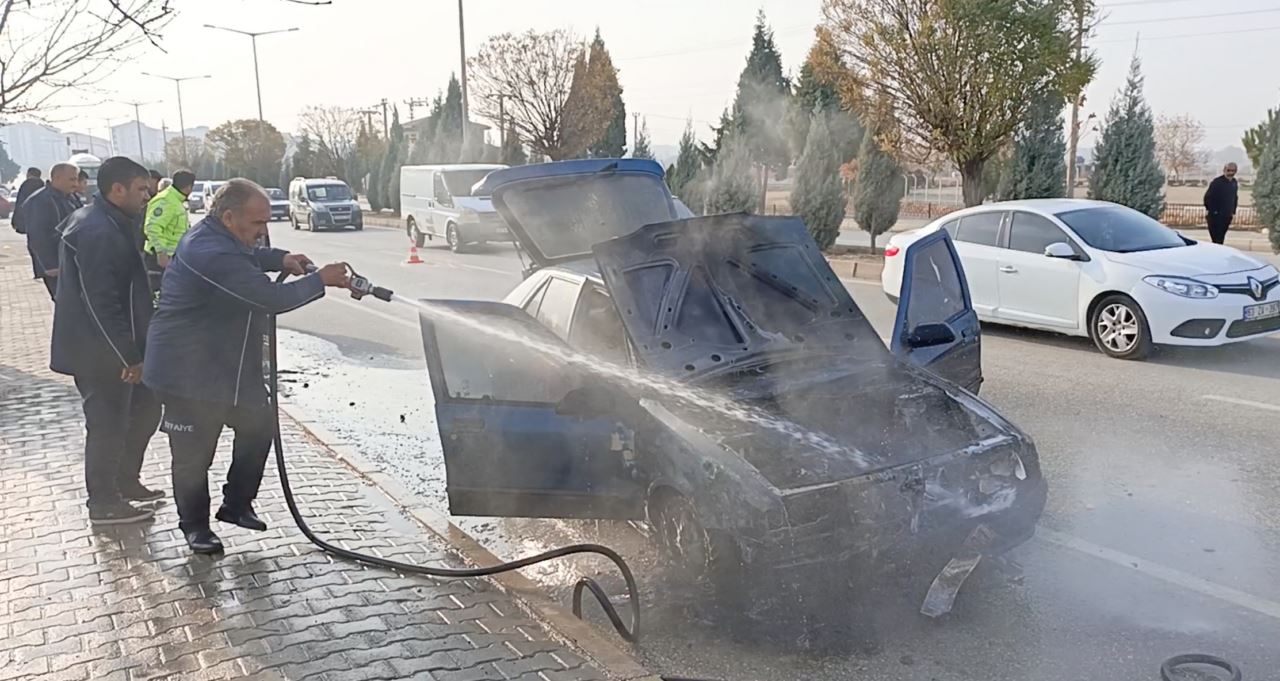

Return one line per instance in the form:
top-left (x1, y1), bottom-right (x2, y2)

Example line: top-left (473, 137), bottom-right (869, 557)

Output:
top-left (1104, 7), bottom-right (1280, 26)
top-left (1097, 23), bottom-right (1280, 43)
top-left (615, 23), bottom-right (812, 62)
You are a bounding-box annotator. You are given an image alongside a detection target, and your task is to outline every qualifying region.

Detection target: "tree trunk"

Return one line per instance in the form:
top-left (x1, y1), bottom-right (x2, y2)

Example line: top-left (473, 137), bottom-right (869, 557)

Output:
top-left (758, 165), bottom-right (769, 214)
top-left (960, 159), bottom-right (986, 207)
top-left (870, 231), bottom-right (877, 251)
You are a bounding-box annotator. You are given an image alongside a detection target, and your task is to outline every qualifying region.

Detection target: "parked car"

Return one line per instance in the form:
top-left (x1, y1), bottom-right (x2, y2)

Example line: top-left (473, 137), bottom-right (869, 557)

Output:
top-left (417, 160), bottom-right (1047, 624)
top-left (187, 181), bottom-right (207, 212)
top-left (401, 163), bottom-right (507, 251)
top-left (288, 177), bottom-right (363, 231)
top-left (266, 187), bottom-right (290, 221)
top-left (881, 199), bottom-right (1280, 360)
top-left (200, 181), bottom-right (226, 213)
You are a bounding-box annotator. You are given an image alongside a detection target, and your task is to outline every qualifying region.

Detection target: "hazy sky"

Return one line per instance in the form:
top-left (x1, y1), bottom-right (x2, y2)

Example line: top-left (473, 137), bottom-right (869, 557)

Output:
top-left (54, 0), bottom-right (1280, 154)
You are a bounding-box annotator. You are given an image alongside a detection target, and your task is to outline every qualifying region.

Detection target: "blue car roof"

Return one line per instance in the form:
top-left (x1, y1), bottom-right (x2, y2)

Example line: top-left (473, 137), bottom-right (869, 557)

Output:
top-left (473, 158), bottom-right (664, 197)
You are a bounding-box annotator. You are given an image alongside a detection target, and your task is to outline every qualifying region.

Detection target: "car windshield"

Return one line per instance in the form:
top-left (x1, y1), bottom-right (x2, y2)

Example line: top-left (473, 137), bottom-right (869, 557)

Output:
top-left (266, 188), bottom-right (285, 200)
top-left (1055, 205), bottom-right (1187, 252)
top-left (191, 182), bottom-right (205, 193)
top-left (307, 184), bottom-right (352, 201)
top-left (442, 170), bottom-right (493, 197)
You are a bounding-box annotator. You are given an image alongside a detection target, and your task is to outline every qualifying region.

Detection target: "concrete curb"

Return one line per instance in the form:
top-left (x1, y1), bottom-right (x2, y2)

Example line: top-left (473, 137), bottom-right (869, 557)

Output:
top-left (276, 396), bottom-right (660, 681)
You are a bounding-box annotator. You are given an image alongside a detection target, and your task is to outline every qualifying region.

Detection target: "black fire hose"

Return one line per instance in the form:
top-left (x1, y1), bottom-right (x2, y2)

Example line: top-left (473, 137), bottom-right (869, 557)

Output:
top-left (1160, 654), bottom-right (1243, 681)
top-left (265, 268), bottom-right (641, 643)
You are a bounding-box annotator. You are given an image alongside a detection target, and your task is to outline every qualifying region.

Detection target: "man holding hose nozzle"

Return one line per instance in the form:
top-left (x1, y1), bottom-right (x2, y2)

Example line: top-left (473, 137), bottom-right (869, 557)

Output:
top-left (144, 178), bottom-right (352, 554)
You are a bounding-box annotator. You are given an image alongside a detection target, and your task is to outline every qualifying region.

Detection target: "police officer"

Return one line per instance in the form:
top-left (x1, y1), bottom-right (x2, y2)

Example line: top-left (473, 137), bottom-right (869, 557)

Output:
top-left (24, 163), bottom-right (82, 300)
top-left (50, 157), bottom-right (164, 525)
top-left (143, 170), bottom-right (196, 292)
top-left (144, 178), bottom-right (351, 553)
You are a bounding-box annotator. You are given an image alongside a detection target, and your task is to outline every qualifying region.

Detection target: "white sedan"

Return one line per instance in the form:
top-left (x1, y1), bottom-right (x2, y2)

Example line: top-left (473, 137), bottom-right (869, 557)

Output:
top-left (881, 199), bottom-right (1280, 359)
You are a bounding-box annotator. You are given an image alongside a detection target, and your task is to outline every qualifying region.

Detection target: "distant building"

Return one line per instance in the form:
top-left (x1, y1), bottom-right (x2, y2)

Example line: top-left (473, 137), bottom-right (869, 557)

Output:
top-left (0, 122), bottom-right (70, 173)
top-left (110, 121), bottom-right (211, 164)
top-left (64, 131), bottom-right (111, 158)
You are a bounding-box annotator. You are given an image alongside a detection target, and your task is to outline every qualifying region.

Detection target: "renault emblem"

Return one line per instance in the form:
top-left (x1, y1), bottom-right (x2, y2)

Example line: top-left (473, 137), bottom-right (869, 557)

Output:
top-left (1249, 277), bottom-right (1264, 300)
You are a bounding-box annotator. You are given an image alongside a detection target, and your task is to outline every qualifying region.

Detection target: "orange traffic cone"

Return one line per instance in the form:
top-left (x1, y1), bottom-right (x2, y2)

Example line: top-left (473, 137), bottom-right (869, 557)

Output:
top-left (405, 243), bottom-right (424, 265)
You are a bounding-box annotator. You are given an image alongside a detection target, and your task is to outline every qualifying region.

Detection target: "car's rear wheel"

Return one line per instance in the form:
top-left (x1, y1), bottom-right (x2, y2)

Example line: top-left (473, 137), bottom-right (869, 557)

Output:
top-left (1090, 294), bottom-right (1152, 360)
top-left (446, 223), bottom-right (464, 253)
top-left (408, 217), bottom-right (425, 247)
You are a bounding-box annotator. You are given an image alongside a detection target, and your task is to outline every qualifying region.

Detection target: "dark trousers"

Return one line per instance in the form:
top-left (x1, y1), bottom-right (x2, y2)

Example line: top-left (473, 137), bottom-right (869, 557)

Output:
top-left (41, 275), bottom-right (57, 300)
top-left (160, 394), bottom-right (274, 532)
top-left (1207, 213), bottom-right (1233, 244)
top-left (73, 373), bottom-right (162, 508)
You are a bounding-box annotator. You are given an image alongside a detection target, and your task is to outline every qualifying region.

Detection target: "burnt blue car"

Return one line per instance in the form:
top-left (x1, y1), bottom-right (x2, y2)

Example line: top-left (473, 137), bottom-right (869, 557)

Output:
top-left (417, 159), bottom-right (1047, 620)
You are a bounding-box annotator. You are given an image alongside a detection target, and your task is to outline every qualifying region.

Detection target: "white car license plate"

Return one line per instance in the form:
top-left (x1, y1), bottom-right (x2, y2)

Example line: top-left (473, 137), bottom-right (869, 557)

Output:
top-left (1243, 301), bottom-right (1280, 321)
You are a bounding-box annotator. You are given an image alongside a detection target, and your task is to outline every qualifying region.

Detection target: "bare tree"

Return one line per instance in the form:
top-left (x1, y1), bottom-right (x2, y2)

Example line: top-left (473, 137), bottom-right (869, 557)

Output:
top-left (1155, 113), bottom-right (1207, 181)
top-left (470, 29), bottom-right (609, 160)
top-left (298, 105), bottom-right (361, 176)
top-left (0, 0), bottom-right (174, 117)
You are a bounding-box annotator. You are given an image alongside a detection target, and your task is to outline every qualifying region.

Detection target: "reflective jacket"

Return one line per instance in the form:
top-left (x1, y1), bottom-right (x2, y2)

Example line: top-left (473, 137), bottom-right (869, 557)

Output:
top-left (144, 215), bottom-right (325, 407)
top-left (143, 185), bottom-right (191, 256)
top-left (50, 200), bottom-right (153, 377)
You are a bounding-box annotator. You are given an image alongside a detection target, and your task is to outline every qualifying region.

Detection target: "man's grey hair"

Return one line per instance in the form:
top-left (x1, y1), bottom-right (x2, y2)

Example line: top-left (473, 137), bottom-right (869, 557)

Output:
top-left (1224, 162), bottom-right (1238, 171)
top-left (210, 178), bottom-right (269, 219)
top-left (49, 162), bottom-right (78, 179)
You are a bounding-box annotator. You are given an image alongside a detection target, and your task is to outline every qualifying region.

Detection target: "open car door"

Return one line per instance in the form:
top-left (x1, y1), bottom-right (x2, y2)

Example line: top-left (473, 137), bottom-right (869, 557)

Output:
top-left (890, 230), bottom-right (983, 393)
top-left (418, 300), bottom-right (644, 519)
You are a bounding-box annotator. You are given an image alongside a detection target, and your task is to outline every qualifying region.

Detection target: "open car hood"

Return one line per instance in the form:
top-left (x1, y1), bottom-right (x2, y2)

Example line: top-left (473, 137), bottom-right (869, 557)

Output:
top-left (475, 159), bottom-right (679, 268)
top-left (592, 213), bottom-right (886, 380)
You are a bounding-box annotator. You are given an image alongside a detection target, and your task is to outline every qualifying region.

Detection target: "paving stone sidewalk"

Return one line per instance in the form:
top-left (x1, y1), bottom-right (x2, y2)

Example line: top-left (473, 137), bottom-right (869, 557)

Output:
top-left (0, 243), bottom-right (609, 681)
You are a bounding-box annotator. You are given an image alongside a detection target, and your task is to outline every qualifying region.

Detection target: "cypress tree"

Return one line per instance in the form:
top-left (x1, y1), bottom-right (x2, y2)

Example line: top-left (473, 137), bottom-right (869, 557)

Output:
top-left (1088, 55), bottom-right (1165, 218)
top-left (998, 94), bottom-right (1067, 200)
top-left (380, 107), bottom-right (405, 213)
top-left (852, 130), bottom-right (904, 250)
top-left (705, 133), bottom-right (757, 215)
top-left (790, 112), bottom-right (847, 251)
top-left (1252, 109), bottom-right (1280, 253)
top-left (732, 10), bottom-right (791, 182)
top-left (632, 117), bottom-right (654, 160)
top-left (667, 122), bottom-right (703, 206)
top-left (586, 29), bottom-right (626, 158)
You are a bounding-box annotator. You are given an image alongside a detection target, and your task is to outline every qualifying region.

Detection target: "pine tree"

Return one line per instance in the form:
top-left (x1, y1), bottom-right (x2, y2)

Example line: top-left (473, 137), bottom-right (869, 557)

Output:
top-left (586, 29), bottom-right (626, 158)
top-left (1088, 55), bottom-right (1165, 218)
top-left (1243, 108), bottom-right (1277, 169)
top-left (380, 107), bottom-right (405, 213)
top-left (998, 94), bottom-right (1067, 200)
top-left (500, 121), bottom-right (527, 166)
top-left (790, 113), bottom-right (847, 250)
top-left (705, 133), bottom-right (758, 215)
top-left (1252, 110), bottom-right (1280, 253)
top-left (667, 122), bottom-right (703, 205)
top-left (852, 130), bottom-right (904, 250)
top-left (732, 10), bottom-right (792, 203)
top-left (791, 35), bottom-right (861, 163)
top-left (632, 118), bottom-right (654, 160)
top-left (292, 134), bottom-right (318, 179)
top-left (0, 140), bottom-right (19, 183)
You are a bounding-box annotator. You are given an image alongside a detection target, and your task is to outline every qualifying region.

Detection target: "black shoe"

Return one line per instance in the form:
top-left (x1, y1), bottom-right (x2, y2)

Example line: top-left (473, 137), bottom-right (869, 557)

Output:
top-left (185, 528), bottom-right (224, 554)
top-left (215, 504), bottom-right (267, 532)
top-left (88, 500), bottom-right (154, 525)
top-left (119, 484), bottom-right (164, 502)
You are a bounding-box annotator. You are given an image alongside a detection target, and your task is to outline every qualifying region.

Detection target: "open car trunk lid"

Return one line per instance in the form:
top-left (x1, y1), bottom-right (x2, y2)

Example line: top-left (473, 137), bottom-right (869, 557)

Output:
top-left (592, 213), bottom-right (888, 379)
top-left (477, 159), bottom-right (680, 269)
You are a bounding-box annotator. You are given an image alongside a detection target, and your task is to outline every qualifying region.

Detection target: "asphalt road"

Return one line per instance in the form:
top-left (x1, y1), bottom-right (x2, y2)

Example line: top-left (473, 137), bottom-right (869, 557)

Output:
top-left (266, 221), bottom-right (1280, 680)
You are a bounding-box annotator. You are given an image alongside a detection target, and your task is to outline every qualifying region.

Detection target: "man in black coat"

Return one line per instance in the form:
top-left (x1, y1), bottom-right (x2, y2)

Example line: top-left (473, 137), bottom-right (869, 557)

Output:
top-left (1203, 162), bottom-right (1239, 245)
top-left (51, 157), bottom-right (164, 525)
top-left (145, 178), bottom-right (350, 553)
top-left (13, 167), bottom-right (44, 278)
top-left (24, 163), bottom-right (81, 299)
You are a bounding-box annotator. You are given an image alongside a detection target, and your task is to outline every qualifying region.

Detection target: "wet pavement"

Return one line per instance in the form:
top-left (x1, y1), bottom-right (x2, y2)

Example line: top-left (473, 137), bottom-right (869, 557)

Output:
top-left (268, 224), bottom-right (1280, 680)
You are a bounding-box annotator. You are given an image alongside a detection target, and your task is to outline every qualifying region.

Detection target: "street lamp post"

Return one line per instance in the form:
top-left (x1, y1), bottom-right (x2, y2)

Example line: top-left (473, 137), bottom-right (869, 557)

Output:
top-left (118, 100), bottom-right (158, 163)
top-left (142, 73), bottom-right (211, 164)
top-left (203, 24), bottom-right (299, 121)
top-left (457, 0), bottom-right (470, 149)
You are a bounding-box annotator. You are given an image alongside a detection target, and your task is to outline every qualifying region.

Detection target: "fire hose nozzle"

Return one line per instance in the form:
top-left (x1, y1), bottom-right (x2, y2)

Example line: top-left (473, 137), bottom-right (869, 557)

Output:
top-left (300, 264), bottom-right (393, 302)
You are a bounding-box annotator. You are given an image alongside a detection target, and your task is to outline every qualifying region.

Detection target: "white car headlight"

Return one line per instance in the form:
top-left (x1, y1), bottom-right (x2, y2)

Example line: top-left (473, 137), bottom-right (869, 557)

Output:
top-left (1143, 275), bottom-right (1218, 299)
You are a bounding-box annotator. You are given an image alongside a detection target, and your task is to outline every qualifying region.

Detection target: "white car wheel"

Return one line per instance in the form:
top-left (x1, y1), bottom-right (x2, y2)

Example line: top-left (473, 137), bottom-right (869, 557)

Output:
top-left (1090, 295), bottom-right (1152, 360)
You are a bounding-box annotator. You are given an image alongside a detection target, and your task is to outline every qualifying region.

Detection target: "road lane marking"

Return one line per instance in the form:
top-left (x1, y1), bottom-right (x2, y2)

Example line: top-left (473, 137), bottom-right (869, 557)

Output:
top-left (1200, 394), bottom-right (1280, 413)
top-left (321, 295), bottom-right (419, 330)
top-left (1037, 528), bottom-right (1280, 621)
top-left (839, 277), bottom-right (880, 287)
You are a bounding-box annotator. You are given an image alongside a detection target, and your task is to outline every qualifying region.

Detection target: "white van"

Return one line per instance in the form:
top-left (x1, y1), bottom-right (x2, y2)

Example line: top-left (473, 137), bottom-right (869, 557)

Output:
top-left (400, 164), bottom-right (506, 251)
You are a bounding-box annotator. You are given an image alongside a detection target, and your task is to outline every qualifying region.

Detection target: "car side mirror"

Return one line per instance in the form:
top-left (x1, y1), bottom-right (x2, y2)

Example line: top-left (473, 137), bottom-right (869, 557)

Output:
top-left (905, 322), bottom-right (957, 349)
top-left (1044, 242), bottom-right (1078, 259)
top-left (556, 384), bottom-right (618, 418)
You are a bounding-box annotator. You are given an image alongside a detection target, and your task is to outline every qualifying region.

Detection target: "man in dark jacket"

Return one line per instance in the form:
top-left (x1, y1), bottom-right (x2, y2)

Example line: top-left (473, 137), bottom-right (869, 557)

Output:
top-left (14, 167), bottom-right (45, 278)
top-left (145, 178), bottom-right (350, 553)
top-left (51, 157), bottom-right (163, 525)
top-left (1203, 162), bottom-right (1239, 245)
top-left (25, 163), bottom-right (82, 299)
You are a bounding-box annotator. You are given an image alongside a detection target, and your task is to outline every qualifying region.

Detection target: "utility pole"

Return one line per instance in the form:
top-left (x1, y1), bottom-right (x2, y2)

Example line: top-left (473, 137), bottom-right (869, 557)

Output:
top-left (357, 108), bottom-right (379, 134)
top-left (404, 97), bottom-right (431, 122)
top-left (1065, 0), bottom-right (1088, 197)
top-left (143, 72), bottom-right (211, 164)
top-left (497, 93), bottom-right (506, 148)
top-left (457, 0), bottom-right (470, 149)
top-left (632, 112), bottom-right (639, 156)
top-left (380, 98), bottom-right (389, 139)
top-left (119, 100), bottom-right (157, 163)
top-left (204, 25), bottom-right (299, 121)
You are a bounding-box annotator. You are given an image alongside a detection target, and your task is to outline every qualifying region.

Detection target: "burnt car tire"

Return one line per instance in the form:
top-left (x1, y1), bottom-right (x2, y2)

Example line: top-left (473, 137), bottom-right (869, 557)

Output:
top-left (649, 493), bottom-right (742, 592)
top-left (1089, 294), bottom-right (1152, 360)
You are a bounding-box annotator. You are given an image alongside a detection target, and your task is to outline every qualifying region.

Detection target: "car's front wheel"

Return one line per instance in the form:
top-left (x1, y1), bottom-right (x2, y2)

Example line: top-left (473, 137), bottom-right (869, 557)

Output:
top-left (307, 214), bottom-right (317, 232)
top-left (1090, 294), bottom-right (1152, 360)
top-left (446, 223), bottom-right (464, 253)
